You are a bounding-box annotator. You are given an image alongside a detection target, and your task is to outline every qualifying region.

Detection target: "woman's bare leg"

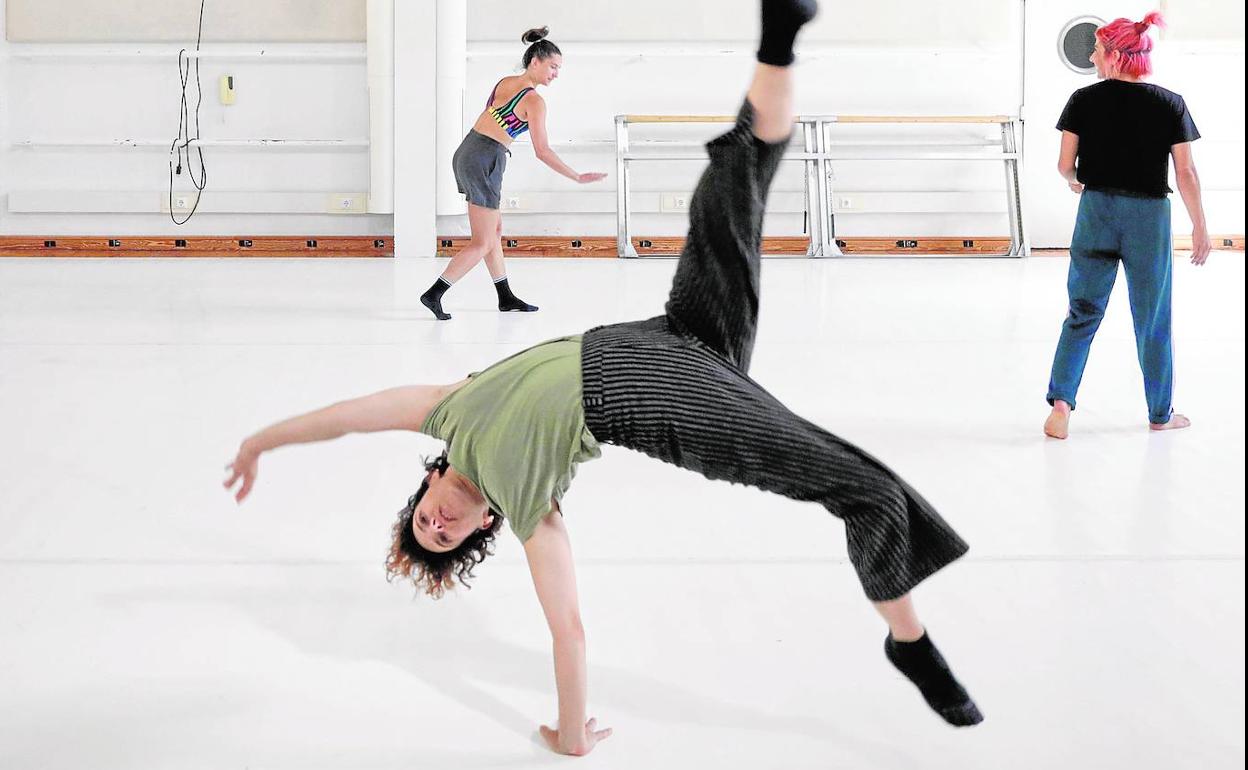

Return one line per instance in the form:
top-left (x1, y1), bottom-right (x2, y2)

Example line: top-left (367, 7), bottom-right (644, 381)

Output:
top-left (874, 594), bottom-right (925, 641)
top-left (745, 63), bottom-right (796, 143)
top-left (441, 204), bottom-right (499, 282)
top-left (485, 215), bottom-right (538, 312)
top-left (483, 215), bottom-right (506, 281)
top-left (420, 204), bottom-right (500, 320)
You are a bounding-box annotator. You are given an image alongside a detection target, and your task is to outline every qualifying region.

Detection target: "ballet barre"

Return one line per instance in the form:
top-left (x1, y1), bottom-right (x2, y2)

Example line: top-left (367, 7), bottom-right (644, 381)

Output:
top-left (614, 114), bottom-right (1028, 258)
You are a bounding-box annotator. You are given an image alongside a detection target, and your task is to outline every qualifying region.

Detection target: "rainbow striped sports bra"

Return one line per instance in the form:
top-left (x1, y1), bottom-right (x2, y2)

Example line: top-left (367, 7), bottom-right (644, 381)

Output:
top-left (487, 82), bottom-right (534, 139)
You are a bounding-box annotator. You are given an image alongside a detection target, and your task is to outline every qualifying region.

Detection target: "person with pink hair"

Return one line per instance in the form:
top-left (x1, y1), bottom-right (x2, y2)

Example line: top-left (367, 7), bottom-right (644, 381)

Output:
top-left (1044, 11), bottom-right (1212, 440)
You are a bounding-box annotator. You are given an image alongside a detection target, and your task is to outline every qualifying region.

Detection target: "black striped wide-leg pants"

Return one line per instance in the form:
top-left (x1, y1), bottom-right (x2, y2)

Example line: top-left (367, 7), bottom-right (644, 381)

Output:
top-left (580, 102), bottom-right (968, 601)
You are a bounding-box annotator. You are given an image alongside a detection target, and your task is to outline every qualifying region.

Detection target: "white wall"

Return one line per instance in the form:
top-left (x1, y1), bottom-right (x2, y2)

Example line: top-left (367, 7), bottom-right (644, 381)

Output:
top-left (6, 0), bottom-right (365, 42)
top-left (470, 0), bottom-right (1015, 45)
top-left (0, 0), bottom-right (392, 236)
top-left (438, 0), bottom-right (1244, 247)
top-left (1024, 0), bottom-right (1245, 246)
top-left (1, 0), bottom-right (1241, 248)
top-left (1162, 0), bottom-right (1246, 41)
top-left (441, 0), bottom-right (1027, 240)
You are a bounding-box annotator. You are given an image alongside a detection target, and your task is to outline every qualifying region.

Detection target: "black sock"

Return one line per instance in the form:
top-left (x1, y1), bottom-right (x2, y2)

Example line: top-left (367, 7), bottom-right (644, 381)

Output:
top-left (420, 277), bottom-right (453, 321)
top-left (494, 277), bottom-right (538, 313)
top-left (757, 0), bottom-right (819, 67)
top-left (884, 632), bottom-right (984, 727)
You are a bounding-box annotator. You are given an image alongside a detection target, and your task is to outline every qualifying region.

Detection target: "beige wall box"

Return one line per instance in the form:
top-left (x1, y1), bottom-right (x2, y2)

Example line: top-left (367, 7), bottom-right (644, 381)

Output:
top-left (219, 75), bottom-right (237, 106)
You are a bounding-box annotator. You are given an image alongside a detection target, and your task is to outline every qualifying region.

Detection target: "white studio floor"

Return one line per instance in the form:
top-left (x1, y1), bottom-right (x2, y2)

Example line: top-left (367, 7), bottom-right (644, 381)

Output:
top-left (0, 254), bottom-right (1244, 770)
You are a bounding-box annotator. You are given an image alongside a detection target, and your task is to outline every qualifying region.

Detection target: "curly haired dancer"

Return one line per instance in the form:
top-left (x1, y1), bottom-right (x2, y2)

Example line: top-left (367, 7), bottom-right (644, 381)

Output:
top-left (228, 1), bottom-right (983, 755)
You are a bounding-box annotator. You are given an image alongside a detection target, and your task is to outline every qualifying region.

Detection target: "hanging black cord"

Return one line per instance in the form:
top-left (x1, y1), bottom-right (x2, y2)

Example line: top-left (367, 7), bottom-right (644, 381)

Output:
top-left (169, 0), bottom-right (208, 226)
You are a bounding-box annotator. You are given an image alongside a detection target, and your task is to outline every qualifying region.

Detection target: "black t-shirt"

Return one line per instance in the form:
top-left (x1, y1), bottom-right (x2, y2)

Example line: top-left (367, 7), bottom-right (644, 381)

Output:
top-left (1056, 80), bottom-right (1200, 197)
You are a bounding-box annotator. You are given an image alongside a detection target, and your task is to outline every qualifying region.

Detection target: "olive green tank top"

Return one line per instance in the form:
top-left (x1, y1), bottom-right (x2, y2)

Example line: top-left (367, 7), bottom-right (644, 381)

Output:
top-left (421, 336), bottom-right (601, 542)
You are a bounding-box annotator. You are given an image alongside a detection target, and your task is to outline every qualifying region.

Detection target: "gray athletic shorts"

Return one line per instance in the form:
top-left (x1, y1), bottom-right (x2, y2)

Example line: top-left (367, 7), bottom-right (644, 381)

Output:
top-left (452, 130), bottom-right (509, 210)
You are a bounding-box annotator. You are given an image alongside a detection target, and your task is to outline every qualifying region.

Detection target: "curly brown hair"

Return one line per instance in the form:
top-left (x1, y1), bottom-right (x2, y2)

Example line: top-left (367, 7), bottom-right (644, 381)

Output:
top-left (385, 454), bottom-right (505, 598)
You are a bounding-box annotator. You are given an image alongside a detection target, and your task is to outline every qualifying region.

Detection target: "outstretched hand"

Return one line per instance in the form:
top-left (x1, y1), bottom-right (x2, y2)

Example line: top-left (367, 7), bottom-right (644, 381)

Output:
top-left (223, 440), bottom-right (260, 503)
top-left (577, 172), bottom-right (608, 184)
top-left (539, 718), bottom-right (613, 756)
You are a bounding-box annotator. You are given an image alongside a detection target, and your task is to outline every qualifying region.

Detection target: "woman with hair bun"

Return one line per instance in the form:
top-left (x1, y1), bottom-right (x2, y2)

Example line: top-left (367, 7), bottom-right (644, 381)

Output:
top-left (420, 27), bottom-right (607, 321)
top-left (1044, 11), bottom-right (1212, 439)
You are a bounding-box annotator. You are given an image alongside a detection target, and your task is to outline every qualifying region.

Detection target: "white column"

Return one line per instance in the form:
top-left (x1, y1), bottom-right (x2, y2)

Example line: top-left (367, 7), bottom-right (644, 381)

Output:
top-left (367, 0), bottom-right (395, 215)
top-left (435, 0), bottom-right (468, 216)
top-left (393, 0), bottom-right (438, 257)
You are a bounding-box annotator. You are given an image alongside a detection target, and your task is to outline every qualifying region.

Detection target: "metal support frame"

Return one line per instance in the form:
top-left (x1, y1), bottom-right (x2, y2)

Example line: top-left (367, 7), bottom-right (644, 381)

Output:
top-left (816, 118), bottom-right (841, 257)
top-left (614, 116), bottom-right (638, 258)
top-left (615, 114), bottom-right (1029, 258)
top-left (1000, 118), bottom-right (1029, 257)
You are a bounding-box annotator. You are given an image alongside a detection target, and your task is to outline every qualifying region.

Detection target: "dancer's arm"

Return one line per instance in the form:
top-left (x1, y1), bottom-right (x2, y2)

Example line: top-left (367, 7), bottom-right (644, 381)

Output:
top-left (524, 509), bottom-right (613, 756)
top-left (1057, 131), bottom-right (1083, 193)
top-left (1172, 142), bottom-right (1212, 266)
top-left (225, 382), bottom-right (465, 502)
top-left (526, 96), bottom-right (607, 185)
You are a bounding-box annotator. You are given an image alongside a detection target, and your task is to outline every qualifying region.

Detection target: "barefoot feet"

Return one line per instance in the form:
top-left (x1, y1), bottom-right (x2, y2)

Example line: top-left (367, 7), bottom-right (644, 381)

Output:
top-left (1149, 414), bottom-right (1192, 432)
top-left (1044, 401), bottom-right (1071, 439)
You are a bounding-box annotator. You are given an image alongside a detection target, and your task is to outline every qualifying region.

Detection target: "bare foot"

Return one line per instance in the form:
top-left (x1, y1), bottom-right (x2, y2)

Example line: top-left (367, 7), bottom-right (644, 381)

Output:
top-left (1044, 402), bottom-right (1071, 439)
top-left (1149, 414), bottom-right (1192, 432)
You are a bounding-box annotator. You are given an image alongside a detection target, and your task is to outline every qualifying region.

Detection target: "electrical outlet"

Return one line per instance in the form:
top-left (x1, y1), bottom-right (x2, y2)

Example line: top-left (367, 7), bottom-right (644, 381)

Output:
top-left (505, 197), bottom-right (522, 210)
top-left (835, 196), bottom-right (856, 211)
top-left (171, 195), bottom-right (193, 212)
top-left (327, 194), bottom-right (367, 214)
top-left (660, 193), bottom-right (691, 213)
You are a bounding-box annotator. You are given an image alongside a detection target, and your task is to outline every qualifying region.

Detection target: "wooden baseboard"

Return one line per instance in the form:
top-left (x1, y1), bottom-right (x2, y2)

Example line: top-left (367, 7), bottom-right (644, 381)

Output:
top-left (0, 236), bottom-right (393, 258)
top-left (436, 234), bottom-right (1245, 258)
top-left (3, 233), bottom-right (1237, 259)
top-left (833, 237), bottom-right (1013, 256)
top-left (1035, 235), bottom-right (1244, 256)
top-left (435, 235), bottom-right (1016, 257)
top-left (1174, 235), bottom-right (1244, 251)
top-left (631, 236), bottom-right (813, 257)
top-left (434, 235), bottom-right (623, 258)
